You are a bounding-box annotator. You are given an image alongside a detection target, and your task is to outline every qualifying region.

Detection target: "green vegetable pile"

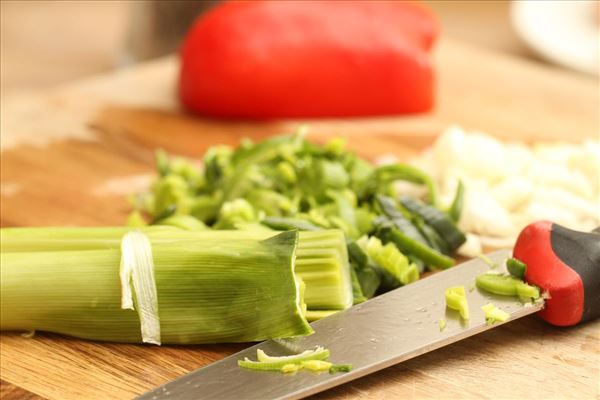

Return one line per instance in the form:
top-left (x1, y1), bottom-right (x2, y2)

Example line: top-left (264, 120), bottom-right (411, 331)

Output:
top-left (132, 130), bottom-right (467, 306)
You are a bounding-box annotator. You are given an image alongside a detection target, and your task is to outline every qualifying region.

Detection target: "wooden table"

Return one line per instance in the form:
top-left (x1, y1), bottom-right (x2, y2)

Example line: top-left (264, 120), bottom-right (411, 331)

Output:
top-left (1, 38), bottom-right (598, 400)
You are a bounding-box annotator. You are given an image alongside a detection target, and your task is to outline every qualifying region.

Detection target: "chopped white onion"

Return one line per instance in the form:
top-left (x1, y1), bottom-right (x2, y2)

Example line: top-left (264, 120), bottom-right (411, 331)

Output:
top-left (409, 127), bottom-right (600, 245)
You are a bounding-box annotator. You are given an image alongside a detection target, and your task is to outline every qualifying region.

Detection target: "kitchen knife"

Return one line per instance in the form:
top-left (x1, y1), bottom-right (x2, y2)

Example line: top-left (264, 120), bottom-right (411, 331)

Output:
top-left (138, 222), bottom-right (599, 400)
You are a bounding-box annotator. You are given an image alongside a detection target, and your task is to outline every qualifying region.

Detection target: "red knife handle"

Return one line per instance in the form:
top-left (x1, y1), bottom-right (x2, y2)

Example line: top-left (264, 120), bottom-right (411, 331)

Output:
top-left (513, 221), bottom-right (600, 326)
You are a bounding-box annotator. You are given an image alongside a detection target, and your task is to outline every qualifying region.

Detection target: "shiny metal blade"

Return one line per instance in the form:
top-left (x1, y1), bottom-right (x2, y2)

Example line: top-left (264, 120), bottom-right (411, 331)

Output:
top-left (138, 250), bottom-right (543, 400)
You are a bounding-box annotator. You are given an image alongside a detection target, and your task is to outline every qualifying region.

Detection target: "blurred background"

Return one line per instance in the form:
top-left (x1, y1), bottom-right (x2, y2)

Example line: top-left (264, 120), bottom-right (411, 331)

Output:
top-left (2, 0), bottom-right (597, 96)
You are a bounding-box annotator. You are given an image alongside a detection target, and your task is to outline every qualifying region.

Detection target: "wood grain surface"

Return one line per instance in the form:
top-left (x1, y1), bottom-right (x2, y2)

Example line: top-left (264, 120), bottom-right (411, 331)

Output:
top-left (1, 38), bottom-right (599, 400)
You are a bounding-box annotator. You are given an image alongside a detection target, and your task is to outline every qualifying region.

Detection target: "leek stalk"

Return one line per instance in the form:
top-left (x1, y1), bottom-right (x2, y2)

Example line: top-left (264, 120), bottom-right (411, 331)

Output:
top-left (1, 231), bottom-right (314, 344)
top-left (1, 227), bottom-right (352, 312)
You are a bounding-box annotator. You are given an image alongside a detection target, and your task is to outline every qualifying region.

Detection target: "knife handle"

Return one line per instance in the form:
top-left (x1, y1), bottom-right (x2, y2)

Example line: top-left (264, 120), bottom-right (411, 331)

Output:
top-left (513, 221), bottom-right (600, 326)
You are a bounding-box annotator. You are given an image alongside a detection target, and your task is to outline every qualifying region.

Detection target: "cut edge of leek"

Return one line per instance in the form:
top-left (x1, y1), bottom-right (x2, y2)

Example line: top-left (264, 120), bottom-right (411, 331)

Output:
top-left (120, 231), bottom-right (161, 345)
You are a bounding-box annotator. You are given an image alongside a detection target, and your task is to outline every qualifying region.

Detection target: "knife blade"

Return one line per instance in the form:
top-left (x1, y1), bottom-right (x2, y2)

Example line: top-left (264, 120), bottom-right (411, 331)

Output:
top-left (138, 249), bottom-right (543, 400)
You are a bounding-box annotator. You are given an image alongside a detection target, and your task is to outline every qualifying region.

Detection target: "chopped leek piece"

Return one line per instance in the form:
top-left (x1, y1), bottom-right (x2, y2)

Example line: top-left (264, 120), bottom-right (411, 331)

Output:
top-left (281, 363), bottom-right (301, 373)
top-left (448, 180), bottom-right (465, 223)
top-left (399, 195), bottom-right (466, 251)
top-left (354, 265), bottom-right (381, 299)
top-left (357, 235), bottom-right (419, 288)
top-left (515, 282), bottom-right (541, 301)
top-left (239, 346), bottom-right (330, 370)
top-left (301, 360), bottom-right (333, 372)
top-left (329, 364), bottom-right (353, 373)
top-left (240, 346), bottom-right (352, 375)
top-left (507, 258), bottom-right (527, 279)
top-left (305, 310), bottom-right (339, 322)
top-left (482, 303), bottom-right (510, 324)
top-left (214, 199), bottom-right (257, 228)
top-left (377, 222), bottom-right (455, 270)
top-left (475, 273), bottom-right (540, 301)
top-left (365, 164), bottom-right (439, 206)
top-left (376, 195), bottom-right (430, 248)
top-left (439, 318), bottom-right (447, 331)
top-left (349, 264), bottom-right (367, 304)
top-left (276, 162), bottom-right (297, 184)
top-left (445, 286), bottom-right (469, 320)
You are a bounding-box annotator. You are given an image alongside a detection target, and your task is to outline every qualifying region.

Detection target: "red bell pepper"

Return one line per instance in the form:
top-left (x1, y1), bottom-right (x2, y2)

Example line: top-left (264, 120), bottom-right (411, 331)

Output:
top-left (179, 1), bottom-right (439, 119)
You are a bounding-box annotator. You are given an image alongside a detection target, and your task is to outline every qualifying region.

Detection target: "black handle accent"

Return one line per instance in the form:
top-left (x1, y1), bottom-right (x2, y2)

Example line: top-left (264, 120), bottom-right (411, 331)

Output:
top-left (551, 224), bottom-right (600, 323)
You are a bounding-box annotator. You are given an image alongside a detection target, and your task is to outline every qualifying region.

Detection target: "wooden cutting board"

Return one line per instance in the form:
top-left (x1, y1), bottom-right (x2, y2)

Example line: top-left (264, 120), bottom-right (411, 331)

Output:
top-left (1, 38), bottom-right (598, 400)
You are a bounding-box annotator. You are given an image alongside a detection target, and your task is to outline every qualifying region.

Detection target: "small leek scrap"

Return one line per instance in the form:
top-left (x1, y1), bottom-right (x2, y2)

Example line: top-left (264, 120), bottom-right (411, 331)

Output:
top-left (301, 360), bottom-right (333, 372)
top-left (477, 253), bottom-right (497, 269)
top-left (238, 347), bottom-right (352, 374)
top-left (506, 258), bottom-right (527, 279)
top-left (132, 131), bottom-right (467, 306)
top-left (1, 229), bottom-right (318, 344)
top-left (481, 303), bottom-right (510, 325)
top-left (445, 286), bottom-right (469, 320)
top-left (475, 273), bottom-right (540, 301)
